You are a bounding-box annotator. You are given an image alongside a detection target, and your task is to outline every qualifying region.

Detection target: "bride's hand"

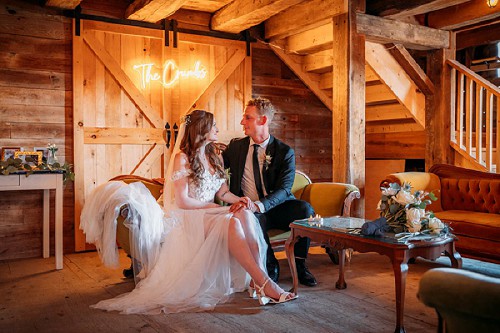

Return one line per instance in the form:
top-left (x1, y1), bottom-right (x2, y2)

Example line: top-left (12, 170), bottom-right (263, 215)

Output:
top-left (229, 201), bottom-right (245, 213)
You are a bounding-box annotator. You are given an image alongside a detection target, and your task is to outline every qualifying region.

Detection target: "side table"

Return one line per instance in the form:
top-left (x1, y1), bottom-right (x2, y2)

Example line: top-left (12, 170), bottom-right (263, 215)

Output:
top-left (0, 173), bottom-right (64, 269)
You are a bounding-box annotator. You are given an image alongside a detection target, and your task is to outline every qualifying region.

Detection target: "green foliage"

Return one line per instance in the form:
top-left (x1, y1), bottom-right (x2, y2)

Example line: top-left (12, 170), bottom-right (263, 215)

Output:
top-left (0, 157), bottom-right (75, 184)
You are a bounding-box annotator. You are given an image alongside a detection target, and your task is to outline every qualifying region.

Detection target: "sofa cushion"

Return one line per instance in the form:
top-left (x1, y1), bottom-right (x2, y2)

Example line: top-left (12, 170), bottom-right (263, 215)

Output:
top-left (440, 178), bottom-right (500, 213)
top-left (383, 172), bottom-right (443, 212)
top-left (435, 210), bottom-right (500, 243)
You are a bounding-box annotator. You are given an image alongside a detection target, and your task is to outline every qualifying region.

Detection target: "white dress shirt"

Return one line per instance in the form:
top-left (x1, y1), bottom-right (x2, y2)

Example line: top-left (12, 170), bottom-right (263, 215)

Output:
top-left (241, 137), bottom-right (270, 213)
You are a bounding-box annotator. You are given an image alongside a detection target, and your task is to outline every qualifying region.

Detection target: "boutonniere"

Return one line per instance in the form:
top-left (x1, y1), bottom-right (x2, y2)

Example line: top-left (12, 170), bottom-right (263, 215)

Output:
top-left (264, 154), bottom-right (272, 170)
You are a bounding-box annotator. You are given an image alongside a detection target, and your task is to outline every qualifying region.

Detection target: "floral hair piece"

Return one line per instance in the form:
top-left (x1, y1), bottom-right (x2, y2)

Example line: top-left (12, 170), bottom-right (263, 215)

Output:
top-left (182, 114), bottom-right (191, 125)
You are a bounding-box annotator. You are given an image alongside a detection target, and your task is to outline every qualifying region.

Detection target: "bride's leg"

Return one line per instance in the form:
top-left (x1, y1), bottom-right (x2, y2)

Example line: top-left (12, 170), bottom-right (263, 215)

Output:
top-left (232, 209), bottom-right (261, 266)
top-left (228, 216), bottom-right (294, 301)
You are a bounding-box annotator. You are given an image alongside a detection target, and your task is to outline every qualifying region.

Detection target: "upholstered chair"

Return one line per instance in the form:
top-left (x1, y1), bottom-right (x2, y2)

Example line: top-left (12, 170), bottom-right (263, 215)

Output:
top-left (418, 267), bottom-right (500, 333)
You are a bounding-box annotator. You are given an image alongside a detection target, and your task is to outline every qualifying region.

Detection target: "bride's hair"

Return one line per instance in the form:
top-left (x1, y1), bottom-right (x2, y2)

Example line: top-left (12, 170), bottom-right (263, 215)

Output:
top-left (180, 110), bottom-right (225, 185)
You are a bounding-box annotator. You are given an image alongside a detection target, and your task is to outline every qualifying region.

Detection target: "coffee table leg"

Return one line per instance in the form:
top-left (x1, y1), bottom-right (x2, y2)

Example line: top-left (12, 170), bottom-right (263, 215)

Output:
top-left (335, 249), bottom-right (347, 289)
top-left (444, 243), bottom-right (462, 268)
top-left (285, 232), bottom-right (298, 294)
top-left (392, 255), bottom-right (408, 333)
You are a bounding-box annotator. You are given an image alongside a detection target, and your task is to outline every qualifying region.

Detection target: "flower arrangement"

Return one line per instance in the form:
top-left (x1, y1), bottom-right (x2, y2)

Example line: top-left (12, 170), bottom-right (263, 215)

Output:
top-left (0, 144), bottom-right (75, 184)
top-left (264, 154), bottom-right (272, 170)
top-left (378, 182), bottom-right (449, 236)
top-left (47, 143), bottom-right (58, 154)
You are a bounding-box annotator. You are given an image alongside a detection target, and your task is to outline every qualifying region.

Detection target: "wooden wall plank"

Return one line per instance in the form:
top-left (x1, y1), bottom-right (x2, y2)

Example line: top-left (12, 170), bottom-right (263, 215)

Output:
top-left (0, 86), bottom-right (69, 106)
top-left (0, 69), bottom-right (70, 90)
top-left (0, 1), bottom-right (75, 258)
top-left (0, 14), bottom-right (71, 40)
top-left (366, 132), bottom-right (426, 159)
top-left (0, 106), bottom-right (70, 124)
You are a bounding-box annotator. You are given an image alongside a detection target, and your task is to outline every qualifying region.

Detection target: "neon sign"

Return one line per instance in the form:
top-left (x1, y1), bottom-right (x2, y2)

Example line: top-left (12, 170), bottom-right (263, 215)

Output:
top-left (133, 60), bottom-right (207, 89)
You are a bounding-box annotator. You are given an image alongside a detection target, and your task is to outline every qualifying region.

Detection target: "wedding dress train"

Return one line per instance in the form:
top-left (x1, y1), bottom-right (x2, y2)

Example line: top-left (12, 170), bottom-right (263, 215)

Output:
top-left (86, 169), bottom-right (267, 315)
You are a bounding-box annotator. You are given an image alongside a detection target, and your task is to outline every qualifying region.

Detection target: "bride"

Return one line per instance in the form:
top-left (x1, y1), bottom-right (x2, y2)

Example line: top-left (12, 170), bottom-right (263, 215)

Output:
top-left (90, 110), bottom-right (296, 314)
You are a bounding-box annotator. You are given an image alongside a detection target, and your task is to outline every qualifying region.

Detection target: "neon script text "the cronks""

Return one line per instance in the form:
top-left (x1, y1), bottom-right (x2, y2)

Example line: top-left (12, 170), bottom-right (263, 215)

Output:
top-left (133, 60), bottom-right (207, 89)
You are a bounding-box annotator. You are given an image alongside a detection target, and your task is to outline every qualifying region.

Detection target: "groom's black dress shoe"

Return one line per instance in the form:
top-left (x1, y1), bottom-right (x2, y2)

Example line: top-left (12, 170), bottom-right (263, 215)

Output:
top-left (267, 259), bottom-right (280, 283)
top-left (123, 256), bottom-right (134, 279)
top-left (123, 267), bottom-right (134, 279)
top-left (296, 259), bottom-right (317, 287)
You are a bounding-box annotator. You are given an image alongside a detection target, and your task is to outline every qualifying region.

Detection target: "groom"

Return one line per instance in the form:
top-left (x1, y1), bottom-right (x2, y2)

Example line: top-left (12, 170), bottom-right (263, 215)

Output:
top-left (222, 97), bottom-right (317, 287)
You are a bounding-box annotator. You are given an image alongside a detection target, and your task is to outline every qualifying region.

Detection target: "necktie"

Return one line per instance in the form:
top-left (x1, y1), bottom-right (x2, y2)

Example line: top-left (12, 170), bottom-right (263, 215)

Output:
top-left (252, 144), bottom-right (264, 199)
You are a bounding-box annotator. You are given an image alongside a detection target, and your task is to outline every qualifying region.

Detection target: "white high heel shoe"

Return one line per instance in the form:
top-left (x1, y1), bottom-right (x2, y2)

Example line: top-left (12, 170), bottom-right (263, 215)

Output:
top-left (248, 280), bottom-right (257, 299)
top-left (256, 278), bottom-right (298, 305)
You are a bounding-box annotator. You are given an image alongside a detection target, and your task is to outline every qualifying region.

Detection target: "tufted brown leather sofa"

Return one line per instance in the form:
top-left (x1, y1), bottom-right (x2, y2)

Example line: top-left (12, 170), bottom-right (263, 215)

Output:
top-left (382, 164), bottom-right (500, 264)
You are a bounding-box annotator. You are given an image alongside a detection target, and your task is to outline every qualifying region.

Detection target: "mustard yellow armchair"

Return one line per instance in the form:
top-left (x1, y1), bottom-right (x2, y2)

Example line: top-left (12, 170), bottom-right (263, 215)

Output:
top-left (268, 171), bottom-right (360, 263)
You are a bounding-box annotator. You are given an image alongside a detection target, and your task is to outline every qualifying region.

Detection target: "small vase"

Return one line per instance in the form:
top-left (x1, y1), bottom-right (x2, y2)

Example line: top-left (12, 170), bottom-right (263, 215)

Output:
top-left (47, 150), bottom-right (58, 165)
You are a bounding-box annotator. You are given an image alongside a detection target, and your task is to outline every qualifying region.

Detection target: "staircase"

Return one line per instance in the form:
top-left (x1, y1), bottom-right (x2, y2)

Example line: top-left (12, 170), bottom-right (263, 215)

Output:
top-left (448, 60), bottom-right (499, 173)
top-left (270, 41), bottom-right (426, 135)
top-left (266, 28), bottom-right (498, 173)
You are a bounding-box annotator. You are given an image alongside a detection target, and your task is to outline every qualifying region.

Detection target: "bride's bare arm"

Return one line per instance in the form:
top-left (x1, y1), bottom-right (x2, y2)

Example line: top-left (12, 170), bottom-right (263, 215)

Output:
top-left (215, 182), bottom-right (243, 205)
top-left (215, 155), bottom-right (257, 212)
top-left (172, 153), bottom-right (220, 210)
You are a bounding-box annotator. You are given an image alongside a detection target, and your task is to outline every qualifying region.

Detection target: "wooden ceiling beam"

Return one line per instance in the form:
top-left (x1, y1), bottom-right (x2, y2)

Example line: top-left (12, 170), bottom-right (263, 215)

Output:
top-left (45, 0), bottom-right (82, 9)
top-left (426, 0), bottom-right (500, 30)
top-left (288, 13), bottom-right (450, 54)
top-left (211, 0), bottom-right (304, 34)
top-left (357, 13), bottom-right (450, 50)
top-left (125, 0), bottom-right (189, 22)
top-left (265, 0), bottom-right (348, 41)
top-left (366, 0), bottom-right (470, 19)
top-left (457, 22), bottom-right (500, 50)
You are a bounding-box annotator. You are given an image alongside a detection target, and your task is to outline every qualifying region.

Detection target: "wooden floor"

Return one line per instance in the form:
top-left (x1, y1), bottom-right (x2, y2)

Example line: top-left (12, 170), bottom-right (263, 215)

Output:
top-left (1, 248), bottom-right (499, 333)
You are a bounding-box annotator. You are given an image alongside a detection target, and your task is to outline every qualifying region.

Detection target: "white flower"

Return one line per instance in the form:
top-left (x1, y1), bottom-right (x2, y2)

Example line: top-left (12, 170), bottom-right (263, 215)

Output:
top-left (406, 207), bottom-right (425, 224)
top-left (394, 190), bottom-right (416, 205)
top-left (47, 143), bottom-right (58, 152)
top-left (406, 220), bottom-right (422, 233)
top-left (428, 217), bottom-right (445, 234)
top-left (381, 187), bottom-right (398, 196)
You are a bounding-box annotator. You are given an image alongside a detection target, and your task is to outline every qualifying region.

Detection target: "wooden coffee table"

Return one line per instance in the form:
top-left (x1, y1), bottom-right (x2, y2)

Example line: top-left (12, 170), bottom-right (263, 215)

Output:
top-left (285, 216), bottom-right (462, 333)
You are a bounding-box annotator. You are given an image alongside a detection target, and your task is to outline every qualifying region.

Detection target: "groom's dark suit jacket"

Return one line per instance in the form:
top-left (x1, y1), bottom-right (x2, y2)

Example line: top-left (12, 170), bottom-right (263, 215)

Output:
top-left (222, 136), bottom-right (296, 212)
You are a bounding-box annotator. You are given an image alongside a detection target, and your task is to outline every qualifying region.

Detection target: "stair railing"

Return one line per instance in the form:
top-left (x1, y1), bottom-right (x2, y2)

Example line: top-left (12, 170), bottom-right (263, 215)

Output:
top-left (447, 59), bottom-right (499, 173)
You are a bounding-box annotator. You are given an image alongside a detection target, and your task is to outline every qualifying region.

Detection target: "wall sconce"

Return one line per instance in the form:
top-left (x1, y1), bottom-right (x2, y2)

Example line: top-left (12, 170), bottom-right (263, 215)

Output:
top-left (487, 0), bottom-right (498, 8)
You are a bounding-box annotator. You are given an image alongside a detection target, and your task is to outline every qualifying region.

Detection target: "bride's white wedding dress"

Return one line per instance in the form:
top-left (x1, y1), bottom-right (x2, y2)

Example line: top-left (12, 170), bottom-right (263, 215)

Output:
top-left (89, 168), bottom-right (267, 315)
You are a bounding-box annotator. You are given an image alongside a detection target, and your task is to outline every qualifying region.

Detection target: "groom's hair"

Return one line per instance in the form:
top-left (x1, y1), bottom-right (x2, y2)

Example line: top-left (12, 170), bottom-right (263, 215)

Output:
top-left (247, 97), bottom-right (275, 122)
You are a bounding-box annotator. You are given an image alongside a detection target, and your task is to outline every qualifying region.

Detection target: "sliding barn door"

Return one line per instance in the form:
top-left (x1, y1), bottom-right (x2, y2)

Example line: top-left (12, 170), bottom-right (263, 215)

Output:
top-left (73, 20), bottom-right (251, 251)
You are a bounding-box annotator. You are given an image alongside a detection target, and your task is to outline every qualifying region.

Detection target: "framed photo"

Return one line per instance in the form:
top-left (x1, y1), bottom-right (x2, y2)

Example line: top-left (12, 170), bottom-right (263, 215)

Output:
top-left (14, 151), bottom-right (43, 166)
top-left (1, 147), bottom-right (21, 161)
top-left (34, 147), bottom-right (49, 162)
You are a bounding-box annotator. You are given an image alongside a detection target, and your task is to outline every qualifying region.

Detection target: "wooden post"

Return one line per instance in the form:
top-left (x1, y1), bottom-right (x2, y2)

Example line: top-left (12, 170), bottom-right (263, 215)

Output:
top-left (425, 32), bottom-right (456, 170)
top-left (332, 0), bottom-right (365, 216)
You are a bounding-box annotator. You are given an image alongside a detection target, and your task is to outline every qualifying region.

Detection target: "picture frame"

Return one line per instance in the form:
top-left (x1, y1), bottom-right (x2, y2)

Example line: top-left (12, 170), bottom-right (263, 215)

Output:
top-left (34, 147), bottom-right (49, 162)
top-left (14, 151), bottom-right (43, 166)
top-left (1, 147), bottom-right (21, 161)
